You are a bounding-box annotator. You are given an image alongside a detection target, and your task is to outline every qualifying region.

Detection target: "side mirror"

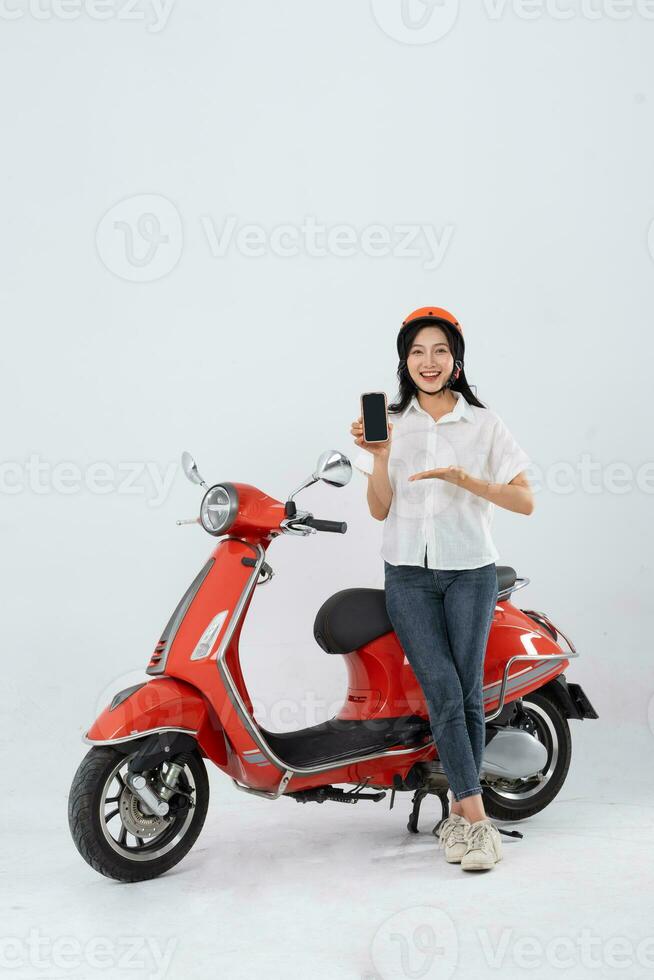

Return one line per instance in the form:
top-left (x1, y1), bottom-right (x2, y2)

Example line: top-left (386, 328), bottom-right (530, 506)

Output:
top-left (287, 449), bottom-right (352, 506)
top-left (181, 451), bottom-right (208, 489)
top-left (315, 449), bottom-right (352, 488)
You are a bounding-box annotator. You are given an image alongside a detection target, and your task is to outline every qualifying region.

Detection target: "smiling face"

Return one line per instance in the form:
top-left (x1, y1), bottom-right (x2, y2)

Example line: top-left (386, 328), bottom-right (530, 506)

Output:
top-left (406, 325), bottom-right (454, 391)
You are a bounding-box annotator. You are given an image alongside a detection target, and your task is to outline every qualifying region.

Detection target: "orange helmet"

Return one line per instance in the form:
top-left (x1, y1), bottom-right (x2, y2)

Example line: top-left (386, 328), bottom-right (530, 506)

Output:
top-left (397, 306), bottom-right (462, 358)
top-left (402, 306), bottom-right (462, 332)
top-left (397, 306), bottom-right (464, 386)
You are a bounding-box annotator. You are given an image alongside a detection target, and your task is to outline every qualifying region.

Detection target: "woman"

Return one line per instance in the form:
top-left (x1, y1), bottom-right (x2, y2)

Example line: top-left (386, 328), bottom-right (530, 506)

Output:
top-left (350, 306), bottom-right (534, 872)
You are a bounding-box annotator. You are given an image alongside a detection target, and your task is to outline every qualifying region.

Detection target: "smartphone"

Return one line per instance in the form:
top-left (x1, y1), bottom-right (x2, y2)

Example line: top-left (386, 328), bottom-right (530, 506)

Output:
top-left (360, 391), bottom-right (389, 444)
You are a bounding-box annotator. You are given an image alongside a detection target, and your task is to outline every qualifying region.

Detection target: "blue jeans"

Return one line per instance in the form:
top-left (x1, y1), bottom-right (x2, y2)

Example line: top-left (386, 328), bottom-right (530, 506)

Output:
top-left (383, 556), bottom-right (498, 801)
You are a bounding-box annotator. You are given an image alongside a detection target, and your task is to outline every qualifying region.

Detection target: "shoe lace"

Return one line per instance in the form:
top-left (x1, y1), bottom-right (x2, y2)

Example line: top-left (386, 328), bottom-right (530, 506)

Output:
top-left (467, 821), bottom-right (497, 851)
top-left (437, 817), bottom-right (469, 850)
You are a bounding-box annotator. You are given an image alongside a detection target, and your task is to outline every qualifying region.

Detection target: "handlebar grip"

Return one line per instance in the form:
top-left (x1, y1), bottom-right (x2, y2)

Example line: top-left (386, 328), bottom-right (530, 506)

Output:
top-left (304, 518), bottom-right (347, 534)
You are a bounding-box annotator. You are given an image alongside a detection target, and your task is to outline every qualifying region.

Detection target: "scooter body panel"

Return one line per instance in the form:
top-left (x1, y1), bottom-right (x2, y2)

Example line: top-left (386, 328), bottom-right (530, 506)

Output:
top-left (85, 676), bottom-right (229, 766)
top-left (101, 535), bottom-right (573, 795)
top-left (145, 537), bottom-right (281, 786)
top-left (336, 597), bottom-right (570, 721)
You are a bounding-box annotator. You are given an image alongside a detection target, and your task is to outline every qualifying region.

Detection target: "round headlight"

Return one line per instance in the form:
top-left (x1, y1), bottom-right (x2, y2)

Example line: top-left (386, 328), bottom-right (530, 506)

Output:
top-left (200, 483), bottom-right (238, 535)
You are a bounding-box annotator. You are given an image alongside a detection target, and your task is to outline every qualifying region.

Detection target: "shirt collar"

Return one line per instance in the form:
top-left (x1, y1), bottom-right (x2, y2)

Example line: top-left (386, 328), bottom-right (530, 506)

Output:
top-left (400, 389), bottom-right (474, 423)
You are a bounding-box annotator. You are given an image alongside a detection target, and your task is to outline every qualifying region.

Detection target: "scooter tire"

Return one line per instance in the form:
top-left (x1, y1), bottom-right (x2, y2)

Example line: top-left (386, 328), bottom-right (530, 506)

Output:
top-left (481, 688), bottom-right (572, 822)
top-left (68, 745), bottom-right (209, 883)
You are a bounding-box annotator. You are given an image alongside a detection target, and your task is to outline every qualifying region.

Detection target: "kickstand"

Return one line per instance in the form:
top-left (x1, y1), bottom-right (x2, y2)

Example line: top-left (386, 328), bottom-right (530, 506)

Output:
top-left (407, 788), bottom-right (449, 834)
top-left (406, 786), bottom-right (524, 841)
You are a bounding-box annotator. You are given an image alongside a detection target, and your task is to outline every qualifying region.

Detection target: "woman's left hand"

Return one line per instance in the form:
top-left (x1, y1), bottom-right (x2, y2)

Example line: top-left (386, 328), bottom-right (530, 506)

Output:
top-left (408, 465), bottom-right (469, 486)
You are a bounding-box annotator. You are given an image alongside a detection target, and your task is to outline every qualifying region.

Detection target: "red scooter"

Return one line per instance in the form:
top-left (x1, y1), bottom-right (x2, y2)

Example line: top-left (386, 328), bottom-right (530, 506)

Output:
top-left (68, 449), bottom-right (598, 882)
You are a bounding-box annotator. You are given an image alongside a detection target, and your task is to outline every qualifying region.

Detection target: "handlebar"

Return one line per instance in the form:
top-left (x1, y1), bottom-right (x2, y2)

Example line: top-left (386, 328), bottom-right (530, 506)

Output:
top-left (303, 517), bottom-right (347, 534)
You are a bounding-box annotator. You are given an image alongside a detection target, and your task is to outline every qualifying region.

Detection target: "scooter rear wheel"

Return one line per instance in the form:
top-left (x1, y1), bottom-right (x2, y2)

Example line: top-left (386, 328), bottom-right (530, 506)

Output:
top-left (481, 688), bottom-right (572, 821)
top-left (68, 745), bottom-right (209, 882)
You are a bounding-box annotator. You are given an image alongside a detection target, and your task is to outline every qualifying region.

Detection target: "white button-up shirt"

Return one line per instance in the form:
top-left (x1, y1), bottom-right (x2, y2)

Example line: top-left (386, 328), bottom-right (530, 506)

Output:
top-left (352, 390), bottom-right (531, 570)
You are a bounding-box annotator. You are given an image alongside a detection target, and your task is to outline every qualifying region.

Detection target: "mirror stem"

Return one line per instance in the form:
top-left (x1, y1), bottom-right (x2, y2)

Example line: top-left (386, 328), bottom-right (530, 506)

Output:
top-left (287, 474), bottom-right (318, 504)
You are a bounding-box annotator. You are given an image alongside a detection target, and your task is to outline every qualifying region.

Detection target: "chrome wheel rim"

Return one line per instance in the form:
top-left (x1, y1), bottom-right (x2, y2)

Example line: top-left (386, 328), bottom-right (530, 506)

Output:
top-left (99, 752), bottom-right (196, 862)
top-left (482, 700), bottom-right (559, 802)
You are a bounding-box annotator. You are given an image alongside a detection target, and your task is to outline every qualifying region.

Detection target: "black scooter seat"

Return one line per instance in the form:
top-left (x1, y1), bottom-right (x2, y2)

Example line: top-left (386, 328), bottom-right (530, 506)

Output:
top-left (313, 566), bottom-right (517, 656)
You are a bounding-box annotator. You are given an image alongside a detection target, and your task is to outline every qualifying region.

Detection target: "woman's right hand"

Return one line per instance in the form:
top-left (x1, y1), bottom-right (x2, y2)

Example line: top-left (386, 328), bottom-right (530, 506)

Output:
top-left (350, 416), bottom-right (393, 459)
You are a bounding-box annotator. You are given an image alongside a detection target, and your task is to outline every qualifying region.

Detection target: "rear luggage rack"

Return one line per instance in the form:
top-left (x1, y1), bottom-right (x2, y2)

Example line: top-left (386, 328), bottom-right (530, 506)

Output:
top-left (498, 576), bottom-right (530, 601)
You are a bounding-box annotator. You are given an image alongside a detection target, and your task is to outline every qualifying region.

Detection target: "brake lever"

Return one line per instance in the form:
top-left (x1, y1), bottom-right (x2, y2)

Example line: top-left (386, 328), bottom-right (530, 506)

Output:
top-left (280, 511), bottom-right (315, 536)
top-left (287, 521), bottom-right (316, 535)
top-left (176, 518), bottom-right (200, 526)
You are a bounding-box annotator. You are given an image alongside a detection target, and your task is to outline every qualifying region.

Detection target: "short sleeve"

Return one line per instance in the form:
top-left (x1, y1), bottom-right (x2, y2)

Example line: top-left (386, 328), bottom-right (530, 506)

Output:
top-left (352, 447), bottom-right (375, 476)
top-left (488, 416), bottom-right (531, 485)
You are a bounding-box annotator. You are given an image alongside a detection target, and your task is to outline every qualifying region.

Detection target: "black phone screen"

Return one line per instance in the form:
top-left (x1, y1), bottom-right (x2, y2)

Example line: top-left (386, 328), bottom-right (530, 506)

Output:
top-left (361, 393), bottom-right (388, 442)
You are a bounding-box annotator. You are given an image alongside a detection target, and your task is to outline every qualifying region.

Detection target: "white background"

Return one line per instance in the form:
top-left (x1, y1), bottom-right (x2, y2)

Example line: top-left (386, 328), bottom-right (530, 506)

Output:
top-left (2, 2), bottom-right (653, 979)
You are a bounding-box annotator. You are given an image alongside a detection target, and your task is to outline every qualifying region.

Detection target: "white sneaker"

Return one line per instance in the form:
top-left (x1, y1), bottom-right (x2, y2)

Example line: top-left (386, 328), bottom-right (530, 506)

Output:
top-left (435, 813), bottom-right (471, 863)
top-left (460, 817), bottom-right (503, 871)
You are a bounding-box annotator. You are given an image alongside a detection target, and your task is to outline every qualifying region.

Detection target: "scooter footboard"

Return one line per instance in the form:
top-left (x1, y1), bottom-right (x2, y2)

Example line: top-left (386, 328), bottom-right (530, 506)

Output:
top-left (84, 676), bottom-right (227, 764)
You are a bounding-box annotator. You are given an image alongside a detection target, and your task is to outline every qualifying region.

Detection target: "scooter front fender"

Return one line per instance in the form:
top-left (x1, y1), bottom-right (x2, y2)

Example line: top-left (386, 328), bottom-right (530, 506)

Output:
top-left (84, 676), bottom-right (228, 765)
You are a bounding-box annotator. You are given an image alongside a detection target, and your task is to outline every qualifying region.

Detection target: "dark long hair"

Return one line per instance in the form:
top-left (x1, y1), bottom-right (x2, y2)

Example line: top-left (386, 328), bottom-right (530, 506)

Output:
top-left (387, 320), bottom-right (487, 414)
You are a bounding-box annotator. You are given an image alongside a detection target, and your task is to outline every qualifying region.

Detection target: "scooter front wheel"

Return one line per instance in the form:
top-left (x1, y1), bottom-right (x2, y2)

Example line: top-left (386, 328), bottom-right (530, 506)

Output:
top-left (68, 745), bottom-right (209, 882)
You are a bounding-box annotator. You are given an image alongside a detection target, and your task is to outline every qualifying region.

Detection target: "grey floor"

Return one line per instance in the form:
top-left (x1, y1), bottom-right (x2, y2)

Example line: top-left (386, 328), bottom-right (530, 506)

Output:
top-left (5, 722), bottom-right (654, 980)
